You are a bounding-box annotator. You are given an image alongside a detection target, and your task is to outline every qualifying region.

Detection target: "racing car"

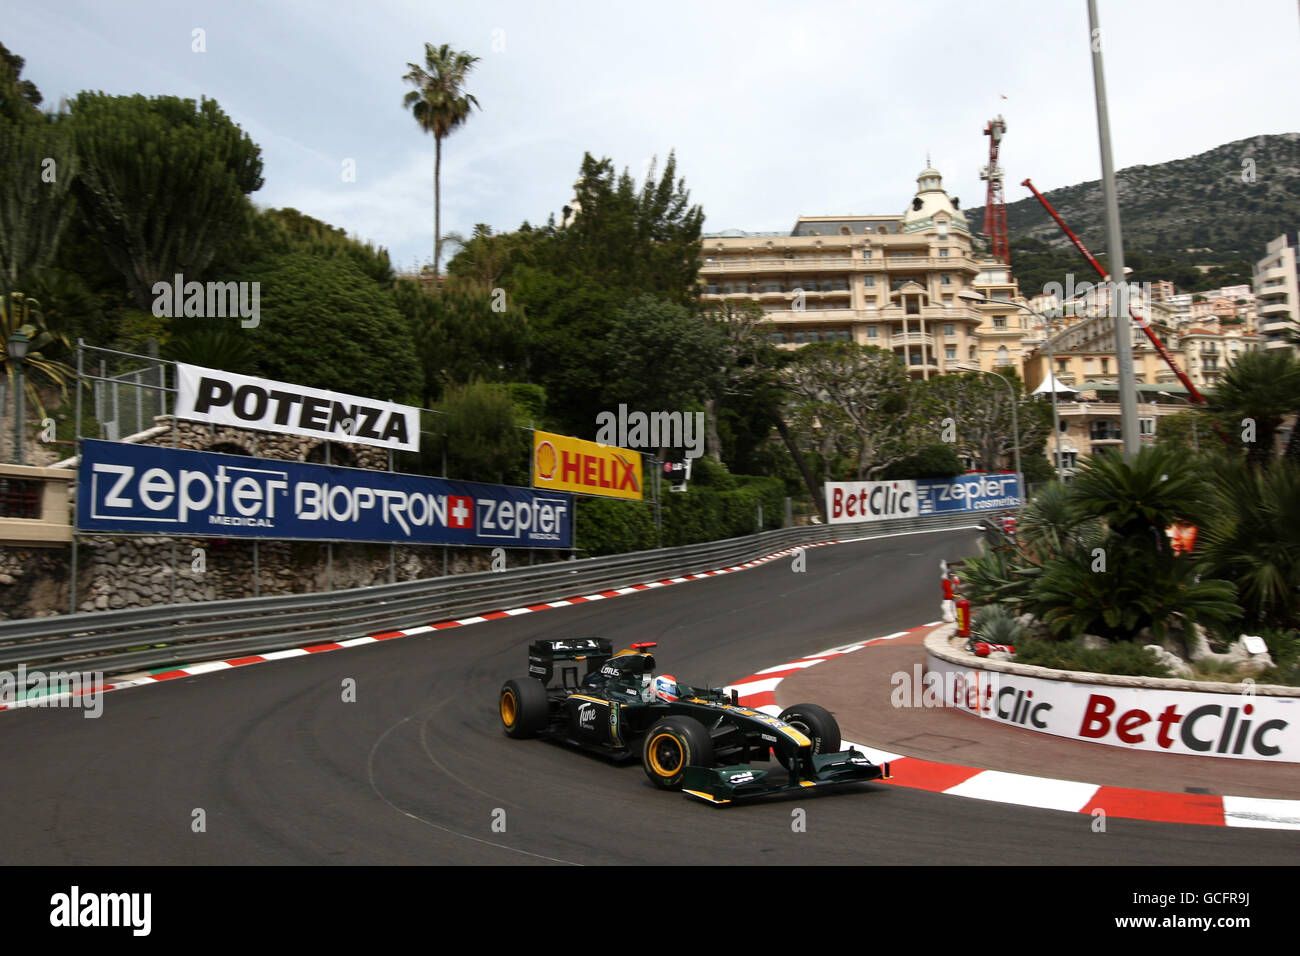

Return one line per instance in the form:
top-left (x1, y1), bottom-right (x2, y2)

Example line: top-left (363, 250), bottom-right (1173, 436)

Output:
top-left (498, 638), bottom-right (891, 804)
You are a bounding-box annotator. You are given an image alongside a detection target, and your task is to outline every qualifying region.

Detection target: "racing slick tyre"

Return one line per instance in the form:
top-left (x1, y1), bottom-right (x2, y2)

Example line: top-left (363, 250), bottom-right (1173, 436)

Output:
top-left (642, 716), bottom-right (714, 790)
top-left (778, 703), bottom-right (841, 755)
top-left (500, 678), bottom-right (549, 739)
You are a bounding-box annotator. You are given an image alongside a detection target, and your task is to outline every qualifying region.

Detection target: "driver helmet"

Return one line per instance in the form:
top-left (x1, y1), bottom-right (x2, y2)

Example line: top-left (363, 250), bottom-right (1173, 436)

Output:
top-left (652, 674), bottom-right (679, 702)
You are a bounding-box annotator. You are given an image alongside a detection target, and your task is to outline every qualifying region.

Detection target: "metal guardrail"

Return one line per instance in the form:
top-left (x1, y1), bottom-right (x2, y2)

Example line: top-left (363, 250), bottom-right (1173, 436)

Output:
top-left (0, 514), bottom-right (981, 676)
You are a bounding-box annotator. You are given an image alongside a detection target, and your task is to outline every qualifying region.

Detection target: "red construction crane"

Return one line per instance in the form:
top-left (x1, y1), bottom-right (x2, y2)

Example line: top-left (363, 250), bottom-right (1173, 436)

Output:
top-left (981, 116), bottom-right (1009, 263)
top-left (1020, 177), bottom-right (1206, 405)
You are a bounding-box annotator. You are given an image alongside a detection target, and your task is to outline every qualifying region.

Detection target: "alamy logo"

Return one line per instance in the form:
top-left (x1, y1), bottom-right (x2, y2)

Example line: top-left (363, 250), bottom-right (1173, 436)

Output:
top-left (152, 273), bottom-right (260, 328)
top-left (1039, 275), bottom-right (1152, 325)
top-left (594, 405), bottom-right (704, 459)
top-left (49, 886), bottom-right (151, 936)
top-left (0, 666), bottom-right (103, 718)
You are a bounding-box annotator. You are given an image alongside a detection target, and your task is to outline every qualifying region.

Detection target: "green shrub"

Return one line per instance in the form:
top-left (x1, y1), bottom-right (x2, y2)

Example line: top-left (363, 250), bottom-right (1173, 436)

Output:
top-left (1257, 628), bottom-right (1300, 686)
top-left (1011, 636), bottom-right (1173, 678)
top-left (575, 497), bottom-right (655, 556)
top-left (973, 604), bottom-right (1024, 645)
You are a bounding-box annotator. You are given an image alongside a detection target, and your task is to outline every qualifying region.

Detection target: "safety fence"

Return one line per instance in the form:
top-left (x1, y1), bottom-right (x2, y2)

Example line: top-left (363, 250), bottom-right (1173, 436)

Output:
top-left (0, 513), bottom-right (981, 676)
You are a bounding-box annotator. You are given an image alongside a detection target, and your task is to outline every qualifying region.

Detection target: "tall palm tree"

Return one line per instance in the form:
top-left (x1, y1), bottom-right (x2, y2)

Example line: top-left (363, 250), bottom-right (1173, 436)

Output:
top-left (402, 43), bottom-right (480, 285)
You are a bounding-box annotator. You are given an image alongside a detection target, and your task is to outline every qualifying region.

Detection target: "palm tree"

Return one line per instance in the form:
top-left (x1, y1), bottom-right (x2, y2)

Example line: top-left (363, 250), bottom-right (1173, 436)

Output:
top-left (1205, 349), bottom-right (1300, 468)
top-left (1, 292), bottom-right (76, 460)
top-left (402, 43), bottom-right (480, 285)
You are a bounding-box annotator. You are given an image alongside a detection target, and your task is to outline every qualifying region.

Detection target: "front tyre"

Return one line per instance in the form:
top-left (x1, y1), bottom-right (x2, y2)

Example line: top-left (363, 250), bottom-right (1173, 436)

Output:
top-left (778, 702), bottom-right (841, 755)
top-left (642, 716), bottom-right (714, 790)
top-left (500, 678), bottom-right (549, 739)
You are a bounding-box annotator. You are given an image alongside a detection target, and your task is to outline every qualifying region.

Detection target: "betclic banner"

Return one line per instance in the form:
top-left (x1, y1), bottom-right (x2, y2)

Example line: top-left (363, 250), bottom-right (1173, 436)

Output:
top-left (77, 440), bottom-right (572, 548)
top-left (532, 430), bottom-right (643, 501)
top-left (926, 655), bottom-right (1299, 762)
top-left (825, 480), bottom-right (919, 523)
top-left (174, 363), bottom-right (421, 452)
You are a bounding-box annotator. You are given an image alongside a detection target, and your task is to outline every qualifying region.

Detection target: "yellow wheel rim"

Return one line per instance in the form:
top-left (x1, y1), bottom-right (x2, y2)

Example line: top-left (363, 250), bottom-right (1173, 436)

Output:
top-left (648, 732), bottom-right (685, 776)
top-left (500, 690), bottom-right (517, 726)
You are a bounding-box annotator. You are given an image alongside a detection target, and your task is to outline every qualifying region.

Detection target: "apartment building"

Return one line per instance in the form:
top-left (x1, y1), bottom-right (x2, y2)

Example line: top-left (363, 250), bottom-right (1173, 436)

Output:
top-left (1255, 233), bottom-right (1300, 351)
top-left (698, 166), bottom-right (1027, 379)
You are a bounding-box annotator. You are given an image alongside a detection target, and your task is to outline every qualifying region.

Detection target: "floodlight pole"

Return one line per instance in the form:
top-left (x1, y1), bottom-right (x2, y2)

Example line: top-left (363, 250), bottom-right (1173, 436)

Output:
top-left (1088, 0), bottom-right (1140, 461)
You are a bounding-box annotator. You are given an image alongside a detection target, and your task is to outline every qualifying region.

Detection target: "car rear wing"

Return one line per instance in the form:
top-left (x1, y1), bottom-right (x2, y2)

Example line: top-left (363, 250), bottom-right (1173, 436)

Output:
top-left (528, 638), bottom-right (613, 688)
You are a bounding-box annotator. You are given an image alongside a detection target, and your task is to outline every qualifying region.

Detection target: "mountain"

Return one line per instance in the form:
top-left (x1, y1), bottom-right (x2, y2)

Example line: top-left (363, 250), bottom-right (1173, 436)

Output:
top-left (965, 133), bottom-right (1300, 268)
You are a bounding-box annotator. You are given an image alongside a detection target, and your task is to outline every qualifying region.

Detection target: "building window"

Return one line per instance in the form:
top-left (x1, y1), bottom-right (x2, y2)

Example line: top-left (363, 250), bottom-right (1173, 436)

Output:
top-left (866, 326), bottom-right (879, 338)
top-left (0, 478), bottom-right (41, 520)
top-left (941, 274), bottom-right (952, 286)
top-left (945, 346), bottom-right (957, 360)
top-left (943, 323), bottom-right (955, 337)
top-left (1139, 418), bottom-right (1155, 436)
top-left (1101, 358), bottom-right (1110, 374)
top-left (1055, 451), bottom-right (1079, 470)
top-left (862, 249), bottom-right (873, 259)
top-left (1090, 421), bottom-right (1122, 441)
top-left (993, 316), bottom-right (1007, 329)
top-left (939, 249), bottom-right (949, 258)
top-left (864, 276), bottom-right (875, 288)
top-left (996, 346), bottom-right (1009, 365)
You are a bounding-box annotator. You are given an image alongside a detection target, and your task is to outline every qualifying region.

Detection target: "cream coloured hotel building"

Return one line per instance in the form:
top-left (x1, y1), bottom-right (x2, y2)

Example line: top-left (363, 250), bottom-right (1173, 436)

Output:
top-left (698, 166), bottom-right (1029, 379)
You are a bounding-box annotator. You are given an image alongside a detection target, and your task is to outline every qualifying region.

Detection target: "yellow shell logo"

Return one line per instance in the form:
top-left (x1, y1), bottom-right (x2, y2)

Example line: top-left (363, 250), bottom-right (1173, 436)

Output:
top-left (536, 441), bottom-right (558, 480)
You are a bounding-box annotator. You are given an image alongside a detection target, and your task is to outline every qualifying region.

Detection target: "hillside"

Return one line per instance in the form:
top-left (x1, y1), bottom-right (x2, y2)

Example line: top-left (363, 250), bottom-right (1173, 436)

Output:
top-left (965, 133), bottom-right (1300, 273)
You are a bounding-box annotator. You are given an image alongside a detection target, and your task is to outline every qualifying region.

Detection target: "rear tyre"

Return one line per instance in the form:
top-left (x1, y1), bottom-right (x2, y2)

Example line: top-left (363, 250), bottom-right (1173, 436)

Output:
top-left (778, 702), bottom-right (841, 755)
top-left (642, 716), bottom-right (714, 790)
top-left (500, 678), bottom-right (549, 739)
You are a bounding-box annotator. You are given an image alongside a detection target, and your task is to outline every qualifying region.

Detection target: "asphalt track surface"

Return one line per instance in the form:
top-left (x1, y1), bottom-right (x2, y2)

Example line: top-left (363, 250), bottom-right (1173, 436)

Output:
top-left (2, 528), bottom-right (1297, 865)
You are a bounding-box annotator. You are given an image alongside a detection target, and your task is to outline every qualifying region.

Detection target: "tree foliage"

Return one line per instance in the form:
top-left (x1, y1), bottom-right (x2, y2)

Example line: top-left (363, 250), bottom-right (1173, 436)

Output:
top-left (780, 342), bottom-right (919, 480)
top-left (0, 118), bottom-right (79, 294)
top-left (398, 281), bottom-right (528, 406)
top-left (247, 252), bottom-right (419, 401)
top-left (67, 93), bottom-right (264, 309)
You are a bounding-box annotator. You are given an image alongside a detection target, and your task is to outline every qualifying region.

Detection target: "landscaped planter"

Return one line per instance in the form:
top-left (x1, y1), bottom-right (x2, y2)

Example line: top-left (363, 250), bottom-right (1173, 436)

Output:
top-left (924, 625), bottom-right (1300, 763)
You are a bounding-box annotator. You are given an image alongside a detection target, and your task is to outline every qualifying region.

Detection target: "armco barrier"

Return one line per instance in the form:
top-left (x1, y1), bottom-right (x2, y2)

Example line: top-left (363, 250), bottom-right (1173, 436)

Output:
top-left (0, 514), bottom-right (980, 676)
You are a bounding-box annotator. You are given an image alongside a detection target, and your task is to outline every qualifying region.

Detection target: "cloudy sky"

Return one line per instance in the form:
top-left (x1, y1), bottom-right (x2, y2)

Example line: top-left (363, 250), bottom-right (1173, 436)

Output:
top-left (7, 1), bottom-right (1299, 271)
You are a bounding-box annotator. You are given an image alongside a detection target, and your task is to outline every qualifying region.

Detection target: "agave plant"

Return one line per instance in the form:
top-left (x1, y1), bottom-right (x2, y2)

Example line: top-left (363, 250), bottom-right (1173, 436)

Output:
top-left (973, 604), bottom-right (1024, 646)
top-left (1, 291), bottom-right (76, 420)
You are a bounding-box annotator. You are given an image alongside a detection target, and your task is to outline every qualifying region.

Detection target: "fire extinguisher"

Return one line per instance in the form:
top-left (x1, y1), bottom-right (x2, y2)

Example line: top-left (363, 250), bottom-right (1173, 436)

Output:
top-left (956, 598), bottom-right (971, 638)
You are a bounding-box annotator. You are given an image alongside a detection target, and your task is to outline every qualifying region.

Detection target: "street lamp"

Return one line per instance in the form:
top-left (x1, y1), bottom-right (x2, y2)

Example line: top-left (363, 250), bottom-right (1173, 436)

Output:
top-left (959, 290), bottom-right (1064, 483)
top-left (7, 329), bottom-right (29, 466)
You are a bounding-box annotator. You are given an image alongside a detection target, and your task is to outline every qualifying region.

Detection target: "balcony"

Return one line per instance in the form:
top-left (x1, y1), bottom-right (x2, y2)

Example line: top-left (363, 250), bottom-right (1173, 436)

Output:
top-left (891, 332), bottom-right (935, 347)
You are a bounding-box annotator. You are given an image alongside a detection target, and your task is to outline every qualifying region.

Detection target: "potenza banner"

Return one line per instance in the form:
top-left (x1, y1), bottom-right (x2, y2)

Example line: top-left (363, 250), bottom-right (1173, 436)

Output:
top-left (77, 440), bottom-right (572, 548)
top-left (532, 430), bottom-right (642, 501)
top-left (925, 655), bottom-right (1299, 762)
top-left (174, 363), bottom-right (421, 452)
top-left (825, 480), bottom-right (919, 524)
top-left (915, 473), bottom-right (1022, 514)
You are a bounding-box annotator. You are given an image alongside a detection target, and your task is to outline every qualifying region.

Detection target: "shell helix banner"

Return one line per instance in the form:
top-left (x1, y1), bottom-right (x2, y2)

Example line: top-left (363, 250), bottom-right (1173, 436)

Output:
top-left (532, 430), bottom-right (643, 501)
top-left (77, 440), bottom-right (572, 548)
